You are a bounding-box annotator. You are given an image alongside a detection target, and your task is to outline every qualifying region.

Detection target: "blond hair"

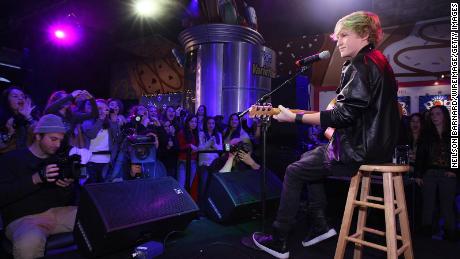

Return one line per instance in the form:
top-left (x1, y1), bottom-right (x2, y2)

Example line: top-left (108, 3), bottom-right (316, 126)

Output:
top-left (332, 11), bottom-right (383, 46)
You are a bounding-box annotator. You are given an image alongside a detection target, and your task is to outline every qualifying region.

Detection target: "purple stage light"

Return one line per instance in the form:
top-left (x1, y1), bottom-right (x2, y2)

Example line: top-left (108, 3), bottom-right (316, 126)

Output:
top-left (54, 30), bottom-right (66, 39)
top-left (48, 22), bottom-right (81, 46)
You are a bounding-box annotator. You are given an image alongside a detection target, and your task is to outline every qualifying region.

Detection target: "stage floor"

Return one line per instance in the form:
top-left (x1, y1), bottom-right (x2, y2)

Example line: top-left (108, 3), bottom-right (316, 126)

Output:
top-left (37, 215), bottom-right (459, 259)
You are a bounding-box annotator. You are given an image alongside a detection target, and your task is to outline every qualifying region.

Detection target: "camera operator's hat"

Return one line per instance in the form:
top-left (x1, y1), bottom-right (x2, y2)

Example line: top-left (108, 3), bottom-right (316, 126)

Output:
top-left (34, 114), bottom-right (67, 134)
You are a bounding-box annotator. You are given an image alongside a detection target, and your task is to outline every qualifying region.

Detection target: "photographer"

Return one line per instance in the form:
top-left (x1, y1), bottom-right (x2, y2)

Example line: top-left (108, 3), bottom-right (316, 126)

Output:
top-left (0, 114), bottom-right (77, 259)
top-left (194, 141), bottom-right (260, 209)
top-left (109, 105), bottom-right (162, 181)
top-left (81, 99), bottom-right (122, 184)
top-left (218, 141), bottom-right (260, 173)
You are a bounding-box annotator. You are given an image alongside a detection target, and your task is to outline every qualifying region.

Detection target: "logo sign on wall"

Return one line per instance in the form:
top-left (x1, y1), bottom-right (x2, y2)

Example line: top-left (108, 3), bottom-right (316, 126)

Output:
top-left (397, 96), bottom-right (411, 116)
top-left (418, 95), bottom-right (451, 112)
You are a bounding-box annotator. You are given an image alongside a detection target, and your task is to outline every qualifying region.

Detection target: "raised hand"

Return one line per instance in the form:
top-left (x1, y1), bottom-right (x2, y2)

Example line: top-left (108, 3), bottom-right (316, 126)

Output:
top-left (82, 90), bottom-right (94, 99)
top-left (71, 90), bottom-right (84, 98)
top-left (18, 97), bottom-right (35, 120)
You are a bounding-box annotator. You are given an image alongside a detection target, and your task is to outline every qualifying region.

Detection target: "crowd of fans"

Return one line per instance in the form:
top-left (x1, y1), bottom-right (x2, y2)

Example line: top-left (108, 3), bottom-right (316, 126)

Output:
top-left (0, 87), bottom-right (264, 186)
top-left (0, 86), bottom-right (458, 259)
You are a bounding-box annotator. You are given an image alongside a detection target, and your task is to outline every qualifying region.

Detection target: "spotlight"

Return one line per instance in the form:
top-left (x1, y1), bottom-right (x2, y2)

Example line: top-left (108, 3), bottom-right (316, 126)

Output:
top-left (54, 30), bottom-right (66, 39)
top-left (48, 13), bottom-right (82, 47)
top-left (49, 24), bottom-right (78, 46)
top-left (133, 0), bottom-right (162, 17)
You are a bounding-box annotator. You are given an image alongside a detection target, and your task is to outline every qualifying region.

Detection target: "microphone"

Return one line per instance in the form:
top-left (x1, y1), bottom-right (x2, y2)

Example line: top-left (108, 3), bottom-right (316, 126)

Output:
top-left (295, 51), bottom-right (330, 67)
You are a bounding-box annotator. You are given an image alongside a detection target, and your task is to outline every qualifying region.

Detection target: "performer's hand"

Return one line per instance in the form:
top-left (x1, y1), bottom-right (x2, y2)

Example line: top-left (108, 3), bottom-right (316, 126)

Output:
top-left (273, 105), bottom-right (295, 123)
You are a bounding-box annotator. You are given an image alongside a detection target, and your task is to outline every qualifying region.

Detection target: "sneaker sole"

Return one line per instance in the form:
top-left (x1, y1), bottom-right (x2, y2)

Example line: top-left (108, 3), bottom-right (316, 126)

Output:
top-left (302, 228), bottom-right (337, 247)
top-left (252, 232), bottom-right (290, 259)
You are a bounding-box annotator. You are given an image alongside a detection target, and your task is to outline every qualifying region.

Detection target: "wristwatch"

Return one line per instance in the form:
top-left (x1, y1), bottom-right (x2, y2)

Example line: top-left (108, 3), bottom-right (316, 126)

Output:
top-left (295, 113), bottom-right (304, 125)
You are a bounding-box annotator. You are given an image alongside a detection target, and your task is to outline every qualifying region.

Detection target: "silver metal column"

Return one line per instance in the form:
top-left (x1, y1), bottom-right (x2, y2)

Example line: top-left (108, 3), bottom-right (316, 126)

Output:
top-left (179, 24), bottom-right (276, 119)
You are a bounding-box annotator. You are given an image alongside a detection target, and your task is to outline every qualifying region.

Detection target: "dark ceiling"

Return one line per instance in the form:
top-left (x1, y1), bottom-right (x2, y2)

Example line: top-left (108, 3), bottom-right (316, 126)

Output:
top-left (0, 0), bottom-right (451, 102)
top-left (0, 0), bottom-right (451, 50)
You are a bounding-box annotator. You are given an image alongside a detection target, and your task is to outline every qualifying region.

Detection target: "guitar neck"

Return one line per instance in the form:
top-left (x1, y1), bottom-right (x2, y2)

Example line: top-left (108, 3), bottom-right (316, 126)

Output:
top-left (248, 106), bottom-right (318, 118)
top-left (269, 108), bottom-right (316, 116)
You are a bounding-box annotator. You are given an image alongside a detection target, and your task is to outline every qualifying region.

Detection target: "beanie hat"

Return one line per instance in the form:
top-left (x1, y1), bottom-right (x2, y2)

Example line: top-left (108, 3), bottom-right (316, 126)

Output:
top-left (34, 114), bottom-right (67, 134)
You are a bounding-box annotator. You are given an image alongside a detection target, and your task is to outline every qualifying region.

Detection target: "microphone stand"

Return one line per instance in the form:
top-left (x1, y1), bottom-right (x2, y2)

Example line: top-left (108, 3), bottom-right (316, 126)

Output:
top-left (240, 64), bottom-right (310, 249)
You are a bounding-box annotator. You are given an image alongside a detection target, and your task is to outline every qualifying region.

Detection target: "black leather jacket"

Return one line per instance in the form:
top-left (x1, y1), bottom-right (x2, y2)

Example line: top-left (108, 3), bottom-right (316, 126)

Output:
top-left (320, 44), bottom-right (400, 164)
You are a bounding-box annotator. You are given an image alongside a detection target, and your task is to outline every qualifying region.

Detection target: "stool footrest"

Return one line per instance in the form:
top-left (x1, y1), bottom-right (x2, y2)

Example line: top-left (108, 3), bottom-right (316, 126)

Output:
top-left (366, 195), bottom-right (383, 202)
top-left (397, 243), bottom-right (409, 256)
top-left (367, 195), bottom-right (398, 205)
top-left (362, 227), bottom-right (402, 241)
top-left (345, 236), bottom-right (387, 252)
top-left (353, 200), bottom-right (385, 210)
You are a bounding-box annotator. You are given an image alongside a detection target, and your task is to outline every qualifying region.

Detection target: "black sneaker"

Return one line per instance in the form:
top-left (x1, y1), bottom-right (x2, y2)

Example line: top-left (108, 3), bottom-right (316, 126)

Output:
top-left (252, 232), bottom-right (289, 259)
top-left (301, 227), bottom-right (337, 247)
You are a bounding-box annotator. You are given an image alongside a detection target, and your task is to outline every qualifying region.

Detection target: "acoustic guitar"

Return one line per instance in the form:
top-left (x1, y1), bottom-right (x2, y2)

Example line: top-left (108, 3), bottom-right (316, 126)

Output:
top-left (248, 98), bottom-right (337, 140)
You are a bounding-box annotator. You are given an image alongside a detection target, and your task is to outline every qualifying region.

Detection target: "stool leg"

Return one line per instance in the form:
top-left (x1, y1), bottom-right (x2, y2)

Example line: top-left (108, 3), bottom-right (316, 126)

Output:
top-left (393, 174), bottom-right (414, 259)
top-left (334, 171), bottom-right (362, 259)
top-left (382, 172), bottom-right (398, 259)
top-left (353, 172), bottom-right (371, 259)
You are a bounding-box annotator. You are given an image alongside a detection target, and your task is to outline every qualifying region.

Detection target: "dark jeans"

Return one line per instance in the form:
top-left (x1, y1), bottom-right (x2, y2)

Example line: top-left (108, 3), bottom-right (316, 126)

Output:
top-left (274, 145), bottom-right (360, 234)
top-left (421, 169), bottom-right (457, 233)
top-left (196, 165), bottom-right (213, 210)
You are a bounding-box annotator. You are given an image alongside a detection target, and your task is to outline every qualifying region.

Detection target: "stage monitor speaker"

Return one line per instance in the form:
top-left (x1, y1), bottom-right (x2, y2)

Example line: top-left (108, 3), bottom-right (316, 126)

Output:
top-left (74, 177), bottom-right (199, 257)
top-left (205, 170), bottom-right (282, 223)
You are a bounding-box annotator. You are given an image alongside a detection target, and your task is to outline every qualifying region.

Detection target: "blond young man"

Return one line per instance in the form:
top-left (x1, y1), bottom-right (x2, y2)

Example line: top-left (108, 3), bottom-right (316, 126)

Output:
top-left (253, 11), bottom-right (400, 258)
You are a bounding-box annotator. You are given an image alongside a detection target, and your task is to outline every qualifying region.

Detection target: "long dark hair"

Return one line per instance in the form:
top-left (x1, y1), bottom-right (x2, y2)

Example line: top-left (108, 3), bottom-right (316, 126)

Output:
top-left (204, 116), bottom-right (221, 145)
top-left (107, 98), bottom-right (124, 115)
top-left (425, 105), bottom-right (450, 143)
top-left (223, 113), bottom-right (242, 140)
top-left (0, 86), bottom-right (24, 124)
top-left (163, 105), bottom-right (176, 122)
top-left (408, 113), bottom-right (424, 147)
top-left (0, 86), bottom-right (40, 127)
top-left (196, 105), bottom-right (207, 118)
top-left (184, 115), bottom-right (199, 143)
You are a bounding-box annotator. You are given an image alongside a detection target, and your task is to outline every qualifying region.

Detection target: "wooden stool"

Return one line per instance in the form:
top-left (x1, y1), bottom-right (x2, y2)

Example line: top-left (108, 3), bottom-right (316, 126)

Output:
top-left (334, 164), bottom-right (414, 259)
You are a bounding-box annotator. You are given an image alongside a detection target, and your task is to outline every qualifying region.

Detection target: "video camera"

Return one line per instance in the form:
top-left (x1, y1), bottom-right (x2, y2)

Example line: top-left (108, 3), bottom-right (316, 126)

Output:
top-left (127, 134), bottom-right (157, 145)
top-left (52, 153), bottom-right (83, 180)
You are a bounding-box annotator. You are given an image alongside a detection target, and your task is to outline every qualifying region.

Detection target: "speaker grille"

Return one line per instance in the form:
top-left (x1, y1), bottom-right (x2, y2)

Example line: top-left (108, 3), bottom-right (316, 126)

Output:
top-left (215, 171), bottom-right (281, 206)
top-left (84, 177), bottom-right (198, 231)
